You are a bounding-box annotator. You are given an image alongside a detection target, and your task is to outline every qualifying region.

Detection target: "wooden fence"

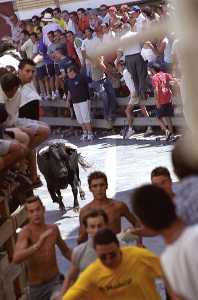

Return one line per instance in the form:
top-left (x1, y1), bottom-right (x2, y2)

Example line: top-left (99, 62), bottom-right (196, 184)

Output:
top-left (40, 95), bottom-right (185, 130)
top-left (0, 179), bottom-right (28, 300)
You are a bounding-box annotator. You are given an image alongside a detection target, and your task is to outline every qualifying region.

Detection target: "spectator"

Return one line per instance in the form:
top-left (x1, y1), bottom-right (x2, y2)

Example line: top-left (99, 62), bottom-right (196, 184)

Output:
top-left (66, 31), bottom-right (81, 67)
top-left (88, 10), bottom-right (102, 31)
top-left (128, 5), bottom-right (146, 32)
top-left (78, 171), bottom-right (138, 243)
top-left (151, 63), bottom-right (174, 140)
top-left (63, 228), bottom-right (163, 300)
top-left (21, 32), bottom-right (38, 59)
top-left (53, 7), bottom-right (65, 29)
top-left (31, 15), bottom-right (42, 34)
top-left (99, 4), bottom-right (110, 25)
top-left (65, 65), bottom-right (94, 141)
top-left (116, 60), bottom-right (149, 139)
top-left (62, 10), bottom-right (77, 33)
top-left (13, 196), bottom-right (71, 300)
top-left (77, 8), bottom-right (89, 34)
top-left (0, 13), bottom-right (22, 45)
top-left (132, 184), bottom-right (198, 300)
top-left (42, 13), bottom-right (63, 47)
top-left (108, 6), bottom-right (121, 28)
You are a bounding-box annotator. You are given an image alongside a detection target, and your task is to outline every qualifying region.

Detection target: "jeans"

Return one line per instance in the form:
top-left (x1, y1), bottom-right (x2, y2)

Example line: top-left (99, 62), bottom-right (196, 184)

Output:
top-left (91, 78), bottom-right (117, 121)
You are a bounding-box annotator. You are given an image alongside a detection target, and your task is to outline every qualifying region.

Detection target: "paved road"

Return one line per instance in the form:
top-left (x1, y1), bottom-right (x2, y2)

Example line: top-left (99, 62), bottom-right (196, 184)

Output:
top-left (35, 133), bottom-right (177, 274)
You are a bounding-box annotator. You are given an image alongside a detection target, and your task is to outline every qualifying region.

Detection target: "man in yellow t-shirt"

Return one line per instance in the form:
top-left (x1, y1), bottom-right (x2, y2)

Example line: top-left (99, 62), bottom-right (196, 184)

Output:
top-left (63, 229), bottom-right (163, 300)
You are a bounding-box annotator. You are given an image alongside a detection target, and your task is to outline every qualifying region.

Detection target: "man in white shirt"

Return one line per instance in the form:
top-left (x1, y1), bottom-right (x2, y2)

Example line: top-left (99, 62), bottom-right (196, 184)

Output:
top-left (62, 10), bottom-right (76, 33)
top-left (42, 13), bottom-right (63, 46)
top-left (21, 32), bottom-right (38, 59)
top-left (128, 6), bottom-right (146, 33)
top-left (98, 5), bottom-right (111, 25)
top-left (132, 184), bottom-right (197, 300)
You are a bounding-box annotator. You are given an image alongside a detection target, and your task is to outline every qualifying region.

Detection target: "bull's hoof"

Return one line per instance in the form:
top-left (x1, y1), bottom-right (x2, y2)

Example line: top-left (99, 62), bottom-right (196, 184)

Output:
top-left (73, 206), bottom-right (80, 213)
top-left (59, 203), bottom-right (66, 213)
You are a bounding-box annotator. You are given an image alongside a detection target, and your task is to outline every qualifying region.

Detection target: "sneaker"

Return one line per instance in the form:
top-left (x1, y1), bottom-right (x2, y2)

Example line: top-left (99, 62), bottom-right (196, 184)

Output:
top-left (80, 133), bottom-right (88, 141)
top-left (51, 92), bottom-right (56, 101)
top-left (87, 134), bottom-right (94, 141)
top-left (125, 128), bottom-right (135, 139)
top-left (144, 126), bottom-right (153, 137)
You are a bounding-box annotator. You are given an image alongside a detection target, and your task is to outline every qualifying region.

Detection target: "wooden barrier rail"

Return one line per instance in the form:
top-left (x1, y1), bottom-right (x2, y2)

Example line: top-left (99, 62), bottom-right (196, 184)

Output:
top-left (0, 179), bottom-right (29, 300)
top-left (40, 96), bottom-right (185, 129)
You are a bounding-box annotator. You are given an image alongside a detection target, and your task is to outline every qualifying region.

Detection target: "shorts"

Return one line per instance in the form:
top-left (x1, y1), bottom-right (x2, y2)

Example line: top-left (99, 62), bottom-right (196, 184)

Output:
top-left (128, 96), bottom-right (144, 106)
top-left (54, 63), bottom-right (60, 75)
top-left (73, 101), bottom-right (91, 124)
top-left (0, 139), bottom-right (11, 156)
top-left (15, 118), bottom-right (47, 135)
top-left (36, 65), bottom-right (47, 80)
top-left (46, 63), bottom-right (55, 78)
top-left (27, 273), bottom-right (63, 300)
top-left (156, 103), bottom-right (174, 118)
top-left (19, 100), bottom-right (40, 121)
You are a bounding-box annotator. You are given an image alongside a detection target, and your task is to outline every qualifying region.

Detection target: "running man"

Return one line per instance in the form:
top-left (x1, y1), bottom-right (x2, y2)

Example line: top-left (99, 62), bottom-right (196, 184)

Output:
top-left (78, 171), bottom-right (138, 243)
top-left (13, 196), bottom-right (71, 300)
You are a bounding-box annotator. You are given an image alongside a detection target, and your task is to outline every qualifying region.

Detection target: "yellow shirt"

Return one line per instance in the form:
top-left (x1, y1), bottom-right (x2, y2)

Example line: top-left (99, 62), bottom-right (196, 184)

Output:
top-left (53, 17), bottom-right (65, 29)
top-left (63, 246), bottom-right (163, 300)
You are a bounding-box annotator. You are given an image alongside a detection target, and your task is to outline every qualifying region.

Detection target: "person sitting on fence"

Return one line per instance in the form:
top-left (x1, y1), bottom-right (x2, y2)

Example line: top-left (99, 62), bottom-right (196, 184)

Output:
top-left (13, 196), bottom-right (71, 300)
top-left (150, 63), bottom-right (175, 141)
top-left (116, 60), bottom-right (150, 139)
top-left (0, 71), bottom-right (50, 186)
top-left (65, 65), bottom-right (94, 142)
top-left (0, 127), bottom-right (29, 174)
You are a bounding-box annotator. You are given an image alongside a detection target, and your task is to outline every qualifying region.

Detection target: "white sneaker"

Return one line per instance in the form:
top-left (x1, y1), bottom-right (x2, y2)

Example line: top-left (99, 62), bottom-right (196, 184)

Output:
top-left (87, 134), bottom-right (94, 141)
top-left (80, 133), bottom-right (87, 141)
top-left (51, 92), bottom-right (56, 101)
top-left (125, 128), bottom-right (135, 139)
top-left (144, 126), bottom-right (153, 137)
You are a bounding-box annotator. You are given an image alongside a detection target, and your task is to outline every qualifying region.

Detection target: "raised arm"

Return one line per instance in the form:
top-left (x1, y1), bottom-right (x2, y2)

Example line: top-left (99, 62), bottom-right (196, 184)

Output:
top-left (13, 228), bottom-right (53, 264)
top-left (56, 226), bottom-right (71, 261)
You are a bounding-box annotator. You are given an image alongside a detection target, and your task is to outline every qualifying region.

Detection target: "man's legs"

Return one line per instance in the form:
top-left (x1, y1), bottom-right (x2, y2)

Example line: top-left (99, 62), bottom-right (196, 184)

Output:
top-left (103, 79), bottom-right (117, 121)
top-left (135, 54), bottom-right (148, 101)
top-left (125, 55), bottom-right (140, 97)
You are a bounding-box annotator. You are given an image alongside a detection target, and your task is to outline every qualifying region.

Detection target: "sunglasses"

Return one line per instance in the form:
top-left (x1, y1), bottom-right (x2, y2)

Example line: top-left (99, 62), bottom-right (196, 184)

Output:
top-left (99, 251), bottom-right (117, 261)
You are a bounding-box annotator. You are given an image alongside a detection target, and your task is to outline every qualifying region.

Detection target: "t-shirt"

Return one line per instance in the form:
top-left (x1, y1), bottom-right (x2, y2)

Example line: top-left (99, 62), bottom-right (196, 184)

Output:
top-left (58, 57), bottom-right (73, 74)
top-left (121, 32), bottom-right (141, 57)
top-left (152, 72), bottom-right (173, 105)
top-left (63, 246), bottom-right (162, 300)
top-left (161, 225), bottom-right (198, 300)
top-left (65, 73), bottom-right (91, 104)
top-left (136, 13), bottom-right (146, 32)
top-left (20, 82), bottom-right (41, 107)
top-left (141, 48), bottom-right (156, 63)
top-left (0, 86), bottom-right (21, 127)
top-left (21, 38), bottom-right (34, 59)
top-left (73, 239), bottom-right (97, 272)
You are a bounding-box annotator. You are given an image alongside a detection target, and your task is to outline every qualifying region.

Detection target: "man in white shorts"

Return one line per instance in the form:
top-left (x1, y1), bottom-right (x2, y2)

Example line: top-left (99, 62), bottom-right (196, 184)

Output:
top-left (116, 60), bottom-right (149, 138)
top-left (65, 65), bottom-right (94, 142)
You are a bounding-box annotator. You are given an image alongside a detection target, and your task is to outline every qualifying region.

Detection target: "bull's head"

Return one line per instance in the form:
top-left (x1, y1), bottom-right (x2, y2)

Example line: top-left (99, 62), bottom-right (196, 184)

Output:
top-left (48, 144), bottom-right (69, 187)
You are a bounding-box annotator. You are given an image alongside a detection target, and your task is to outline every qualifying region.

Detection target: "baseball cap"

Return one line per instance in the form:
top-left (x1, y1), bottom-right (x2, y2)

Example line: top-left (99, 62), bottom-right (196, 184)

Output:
top-left (128, 5), bottom-right (141, 14)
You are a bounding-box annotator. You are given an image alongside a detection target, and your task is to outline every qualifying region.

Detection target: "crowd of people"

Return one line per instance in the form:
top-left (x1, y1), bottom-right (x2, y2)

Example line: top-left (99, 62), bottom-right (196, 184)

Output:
top-left (1, 2), bottom-right (194, 300)
top-left (11, 136), bottom-right (198, 300)
top-left (0, 1), bottom-right (181, 142)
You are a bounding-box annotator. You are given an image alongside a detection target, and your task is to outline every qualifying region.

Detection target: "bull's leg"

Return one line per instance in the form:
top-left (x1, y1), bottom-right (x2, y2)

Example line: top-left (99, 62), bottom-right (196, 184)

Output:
top-left (56, 190), bottom-right (66, 212)
top-left (76, 165), bottom-right (85, 200)
top-left (70, 181), bottom-right (79, 212)
top-left (47, 185), bottom-right (66, 212)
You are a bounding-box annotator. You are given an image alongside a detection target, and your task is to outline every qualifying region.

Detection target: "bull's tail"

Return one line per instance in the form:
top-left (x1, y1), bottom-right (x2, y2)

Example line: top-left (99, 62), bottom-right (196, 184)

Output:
top-left (77, 154), bottom-right (91, 171)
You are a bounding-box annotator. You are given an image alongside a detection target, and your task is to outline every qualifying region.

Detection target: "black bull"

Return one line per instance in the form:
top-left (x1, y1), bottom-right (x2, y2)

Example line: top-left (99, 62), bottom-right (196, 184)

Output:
top-left (37, 141), bottom-right (89, 211)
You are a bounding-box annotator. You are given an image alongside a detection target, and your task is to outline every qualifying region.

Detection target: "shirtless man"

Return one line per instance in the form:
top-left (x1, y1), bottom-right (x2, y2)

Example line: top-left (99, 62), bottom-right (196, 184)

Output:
top-left (78, 171), bottom-right (138, 243)
top-left (13, 196), bottom-right (71, 300)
